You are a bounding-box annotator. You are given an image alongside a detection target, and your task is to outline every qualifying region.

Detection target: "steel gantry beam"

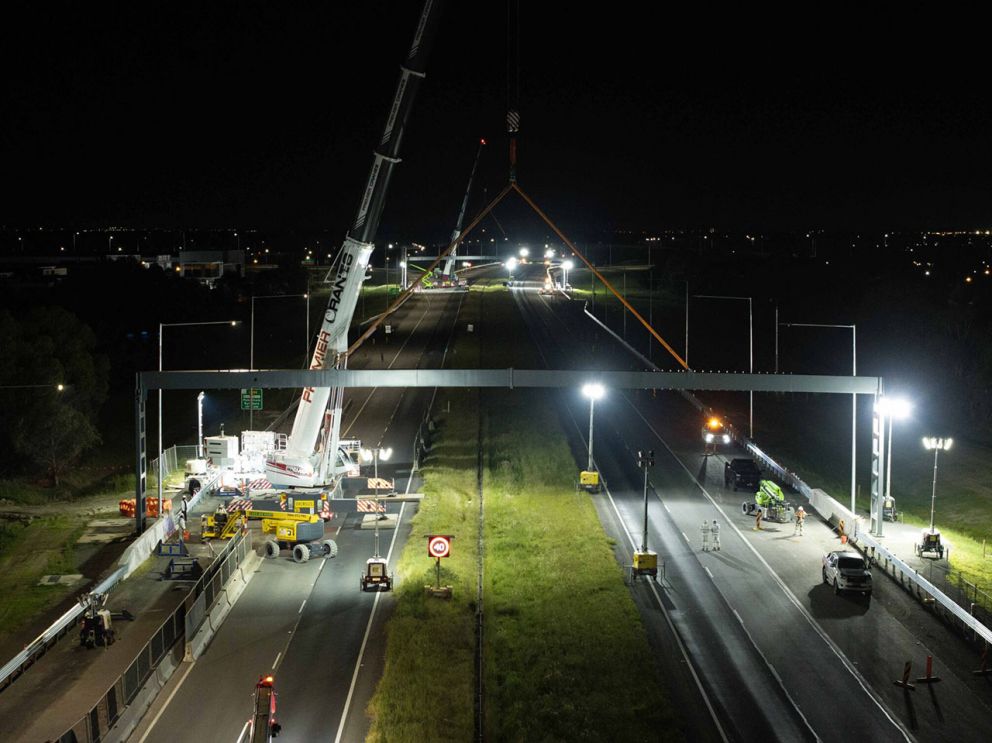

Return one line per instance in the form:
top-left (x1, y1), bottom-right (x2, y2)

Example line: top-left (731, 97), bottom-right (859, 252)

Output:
top-left (133, 368), bottom-right (882, 534)
top-left (142, 368), bottom-right (881, 394)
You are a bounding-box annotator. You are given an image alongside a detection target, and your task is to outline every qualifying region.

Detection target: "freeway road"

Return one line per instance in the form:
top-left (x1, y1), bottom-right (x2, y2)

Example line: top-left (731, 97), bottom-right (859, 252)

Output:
top-left (512, 275), bottom-right (992, 742)
top-left (135, 290), bottom-right (463, 743)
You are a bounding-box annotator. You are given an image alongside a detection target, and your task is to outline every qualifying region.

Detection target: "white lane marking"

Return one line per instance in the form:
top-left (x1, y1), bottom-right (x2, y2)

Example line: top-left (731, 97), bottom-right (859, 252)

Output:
top-left (299, 599), bottom-right (307, 614)
top-left (272, 651), bottom-right (282, 669)
top-left (318, 559), bottom-right (327, 574)
top-left (626, 396), bottom-right (912, 741)
top-left (135, 660), bottom-right (197, 743)
top-left (334, 451), bottom-right (418, 743)
top-left (682, 531), bottom-right (690, 543)
top-left (731, 608), bottom-right (816, 735)
top-left (235, 719), bottom-right (250, 743)
top-left (518, 288), bottom-right (728, 743)
top-left (662, 501), bottom-right (671, 513)
top-left (704, 566), bottom-right (714, 579)
top-left (598, 478), bottom-right (728, 743)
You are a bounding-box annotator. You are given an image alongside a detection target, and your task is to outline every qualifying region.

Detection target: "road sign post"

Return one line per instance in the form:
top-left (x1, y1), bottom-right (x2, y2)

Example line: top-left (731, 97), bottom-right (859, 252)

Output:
top-left (426, 535), bottom-right (453, 598)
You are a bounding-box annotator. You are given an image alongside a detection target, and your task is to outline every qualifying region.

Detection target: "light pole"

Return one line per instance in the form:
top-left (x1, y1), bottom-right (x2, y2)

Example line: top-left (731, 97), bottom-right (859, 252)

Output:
top-left (505, 256), bottom-right (518, 282)
top-left (780, 322), bottom-right (856, 514)
top-left (582, 383), bottom-right (605, 471)
top-left (922, 437), bottom-right (952, 533)
top-left (250, 293), bottom-right (309, 428)
top-left (108, 234), bottom-right (114, 252)
top-left (638, 449), bottom-right (655, 552)
top-left (362, 446), bottom-right (393, 557)
top-left (159, 320), bottom-right (238, 515)
top-left (197, 392), bottom-right (205, 458)
top-left (693, 295), bottom-right (753, 437)
top-left (876, 397), bottom-right (912, 501)
top-left (562, 260), bottom-right (573, 289)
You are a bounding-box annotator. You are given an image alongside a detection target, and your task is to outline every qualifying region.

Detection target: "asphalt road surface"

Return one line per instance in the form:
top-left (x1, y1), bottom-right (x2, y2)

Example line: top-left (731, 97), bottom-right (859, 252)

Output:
top-left (136, 290), bottom-right (463, 743)
top-left (511, 274), bottom-right (992, 743)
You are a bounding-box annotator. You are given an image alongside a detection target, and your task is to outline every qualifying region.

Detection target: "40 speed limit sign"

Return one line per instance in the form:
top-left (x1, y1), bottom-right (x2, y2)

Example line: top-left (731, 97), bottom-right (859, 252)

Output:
top-left (427, 535), bottom-right (452, 558)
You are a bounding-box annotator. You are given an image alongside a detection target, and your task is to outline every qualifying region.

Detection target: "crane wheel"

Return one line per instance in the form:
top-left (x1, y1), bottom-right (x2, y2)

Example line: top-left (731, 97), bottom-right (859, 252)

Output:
top-left (322, 539), bottom-right (338, 558)
top-left (293, 544), bottom-right (310, 563)
top-left (741, 502), bottom-right (752, 515)
top-left (264, 540), bottom-right (280, 559)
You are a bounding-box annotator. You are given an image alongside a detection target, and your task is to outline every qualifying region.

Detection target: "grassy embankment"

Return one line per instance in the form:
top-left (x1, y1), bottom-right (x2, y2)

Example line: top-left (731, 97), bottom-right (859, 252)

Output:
top-left (0, 516), bottom-right (86, 647)
top-left (367, 287), bottom-right (676, 741)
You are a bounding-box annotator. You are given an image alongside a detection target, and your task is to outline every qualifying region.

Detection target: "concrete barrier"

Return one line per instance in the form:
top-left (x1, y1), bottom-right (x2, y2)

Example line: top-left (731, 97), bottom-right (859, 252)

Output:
top-left (105, 642), bottom-right (183, 743)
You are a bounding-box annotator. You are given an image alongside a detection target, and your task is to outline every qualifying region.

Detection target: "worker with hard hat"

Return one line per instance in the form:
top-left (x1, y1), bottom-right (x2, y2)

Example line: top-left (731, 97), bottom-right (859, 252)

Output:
top-left (794, 506), bottom-right (806, 536)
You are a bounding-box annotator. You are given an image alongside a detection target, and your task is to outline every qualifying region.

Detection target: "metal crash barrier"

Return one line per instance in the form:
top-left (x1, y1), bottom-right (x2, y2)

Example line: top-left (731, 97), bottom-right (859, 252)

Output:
top-left (580, 304), bottom-right (992, 648)
top-left (56, 530), bottom-right (252, 743)
top-left (740, 442), bottom-right (992, 647)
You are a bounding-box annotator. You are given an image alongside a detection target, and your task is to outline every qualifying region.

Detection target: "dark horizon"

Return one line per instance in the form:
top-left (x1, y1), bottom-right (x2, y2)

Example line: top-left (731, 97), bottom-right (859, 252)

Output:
top-left (3, 4), bottom-right (989, 239)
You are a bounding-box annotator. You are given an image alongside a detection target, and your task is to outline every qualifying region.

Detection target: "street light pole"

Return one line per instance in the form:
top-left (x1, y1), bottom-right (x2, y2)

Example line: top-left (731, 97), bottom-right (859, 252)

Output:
top-left (159, 320), bottom-right (238, 516)
top-left (582, 383), bottom-right (604, 471)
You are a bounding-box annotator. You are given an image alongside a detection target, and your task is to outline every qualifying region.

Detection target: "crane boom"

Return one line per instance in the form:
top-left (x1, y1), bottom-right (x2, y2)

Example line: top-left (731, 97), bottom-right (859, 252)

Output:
top-left (441, 138), bottom-right (486, 278)
top-left (267, 0), bottom-right (443, 487)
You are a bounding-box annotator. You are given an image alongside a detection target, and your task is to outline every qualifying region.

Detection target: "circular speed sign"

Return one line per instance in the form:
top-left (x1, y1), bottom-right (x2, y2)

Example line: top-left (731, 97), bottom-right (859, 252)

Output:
top-left (427, 535), bottom-right (451, 558)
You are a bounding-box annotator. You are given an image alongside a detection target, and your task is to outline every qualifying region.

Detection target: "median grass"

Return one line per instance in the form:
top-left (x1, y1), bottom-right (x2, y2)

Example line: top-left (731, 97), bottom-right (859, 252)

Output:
top-left (367, 287), bottom-right (676, 741)
top-left (482, 388), bottom-right (675, 740)
top-left (0, 515), bottom-right (86, 647)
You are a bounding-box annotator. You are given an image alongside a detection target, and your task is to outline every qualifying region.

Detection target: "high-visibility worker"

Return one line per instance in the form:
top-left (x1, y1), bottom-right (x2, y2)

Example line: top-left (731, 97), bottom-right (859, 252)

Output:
top-left (700, 520), bottom-right (711, 551)
top-left (754, 507), bottom-right (763, 531)
top-left (710, 520), bottom-right (721, 550)
top-left (178, 494), bottom-right (189, 541)
top-left (794, 506), bottom-right (806, 536)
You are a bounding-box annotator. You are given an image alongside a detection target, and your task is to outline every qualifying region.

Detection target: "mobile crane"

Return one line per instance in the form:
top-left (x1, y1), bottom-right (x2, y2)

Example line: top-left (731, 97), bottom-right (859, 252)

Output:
top-left (265, 0), bottom-right (443, 488)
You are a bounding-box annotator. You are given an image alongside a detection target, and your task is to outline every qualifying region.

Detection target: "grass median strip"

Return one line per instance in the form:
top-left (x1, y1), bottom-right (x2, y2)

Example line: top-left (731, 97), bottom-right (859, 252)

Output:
top-left (367, 288), bottom-right (676, 741)
top-left (482, 388), bottom-right (676, 740)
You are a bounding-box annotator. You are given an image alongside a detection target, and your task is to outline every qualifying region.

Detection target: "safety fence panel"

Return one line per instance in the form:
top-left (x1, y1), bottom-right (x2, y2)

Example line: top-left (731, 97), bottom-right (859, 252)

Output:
top-left (58, 531), bottom-right (250, 742)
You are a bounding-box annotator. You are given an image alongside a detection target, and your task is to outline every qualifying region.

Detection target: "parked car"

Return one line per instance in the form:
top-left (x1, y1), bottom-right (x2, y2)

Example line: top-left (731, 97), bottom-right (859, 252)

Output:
top-left (822, 550), bottom-right (872, 597)
top-left (724, 458), bottom-right (761, 491)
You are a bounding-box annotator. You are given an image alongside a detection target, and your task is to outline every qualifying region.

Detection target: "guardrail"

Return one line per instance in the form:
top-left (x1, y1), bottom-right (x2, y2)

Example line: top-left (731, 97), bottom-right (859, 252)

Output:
top-left (740, 432), bottom-right (992, 647)
top-left (581, 302), bottom-right (992, 648)
top-left (57, 529), bottom-right (252, 743)
top-left (0, 470), bottom-right (220, 693)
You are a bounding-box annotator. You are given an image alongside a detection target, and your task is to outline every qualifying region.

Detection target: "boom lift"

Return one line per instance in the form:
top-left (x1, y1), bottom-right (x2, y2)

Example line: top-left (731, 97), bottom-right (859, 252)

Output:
top-left (202, 503), bottom-right (338, 563)
top-left (741, 479), bottom-right (792, 523)
top-left (265, 0), bottom-right (443, 489)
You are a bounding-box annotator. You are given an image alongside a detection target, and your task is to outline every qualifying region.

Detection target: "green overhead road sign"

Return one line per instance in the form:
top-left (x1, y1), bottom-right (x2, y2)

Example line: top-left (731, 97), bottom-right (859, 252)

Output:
top-left (241, 388), bottom-right (263, 410)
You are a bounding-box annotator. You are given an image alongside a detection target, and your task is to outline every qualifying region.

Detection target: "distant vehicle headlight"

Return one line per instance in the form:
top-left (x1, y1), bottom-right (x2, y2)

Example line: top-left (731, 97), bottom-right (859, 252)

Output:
top-left (704, 433), bottom-right (714, 443)
top-left (722, 434), bottom-right (731, 444)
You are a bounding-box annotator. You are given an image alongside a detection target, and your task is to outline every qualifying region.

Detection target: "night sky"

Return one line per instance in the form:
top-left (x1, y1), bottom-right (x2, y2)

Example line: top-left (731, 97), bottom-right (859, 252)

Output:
top-left (3, 3), bottom-right (989, 240)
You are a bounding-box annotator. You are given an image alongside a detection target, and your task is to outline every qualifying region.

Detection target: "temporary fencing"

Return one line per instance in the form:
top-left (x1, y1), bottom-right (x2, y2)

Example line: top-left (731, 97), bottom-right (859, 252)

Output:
top-left (56, 530), bottom-right (252, 743)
